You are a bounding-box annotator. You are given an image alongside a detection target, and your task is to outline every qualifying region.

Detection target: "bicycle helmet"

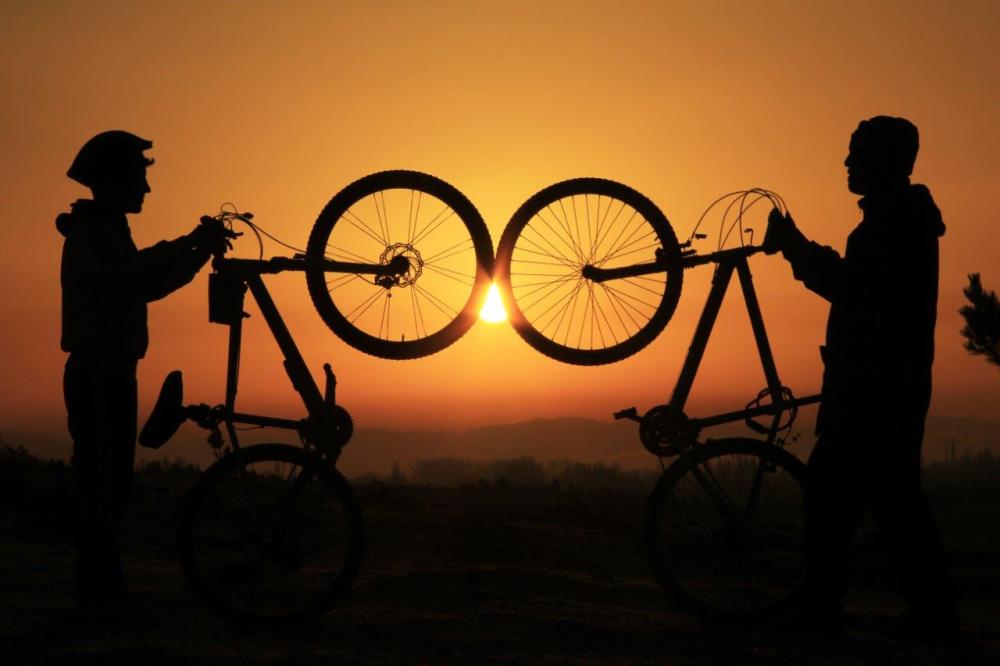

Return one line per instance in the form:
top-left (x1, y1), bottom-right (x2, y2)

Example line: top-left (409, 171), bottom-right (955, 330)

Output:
top-left (67, 130), bottom-right (153, 187)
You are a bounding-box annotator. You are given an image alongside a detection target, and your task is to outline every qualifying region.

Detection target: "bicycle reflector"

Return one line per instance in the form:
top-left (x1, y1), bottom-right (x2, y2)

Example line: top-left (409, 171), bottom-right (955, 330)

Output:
top-left (139, 370), bottom-right (186, 449)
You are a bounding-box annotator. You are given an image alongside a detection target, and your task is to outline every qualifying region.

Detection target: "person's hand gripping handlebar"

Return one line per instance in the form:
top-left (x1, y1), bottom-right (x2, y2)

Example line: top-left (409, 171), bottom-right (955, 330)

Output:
top-left (194, 214), bottom-right (241, 257)
top-left (762, 207), bottom-right (794, 255)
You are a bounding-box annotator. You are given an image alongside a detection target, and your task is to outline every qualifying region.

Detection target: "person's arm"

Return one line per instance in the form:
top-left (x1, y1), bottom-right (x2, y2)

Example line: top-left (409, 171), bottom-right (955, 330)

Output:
top-left (123, 234), bottom-right (211, 303)
top-left (765, 208), bottom-right (845, 302)
top-left (116, 217), bottom-right (230, 302)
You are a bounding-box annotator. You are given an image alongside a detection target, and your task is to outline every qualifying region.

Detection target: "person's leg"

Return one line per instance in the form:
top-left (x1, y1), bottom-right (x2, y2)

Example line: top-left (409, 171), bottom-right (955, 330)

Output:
top-left (65, 356), bottom-right (103, 603)
top-left (867, 421), bottom-right (959, 640)
top-left (803, 432), bottom-right (865, 625)
top-left (94, 364), bottom-right (138, 599)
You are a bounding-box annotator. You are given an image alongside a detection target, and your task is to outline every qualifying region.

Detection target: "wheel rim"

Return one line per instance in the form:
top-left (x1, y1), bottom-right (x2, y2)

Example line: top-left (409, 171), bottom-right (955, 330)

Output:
top-left (307, 171), bottom-right (492, 359)
top-left (646, 440), bottom-right (805, 617)
top-left (498, 179), bottom-right (681, 365)
top-left (182, 448), bottom-right (360, 623)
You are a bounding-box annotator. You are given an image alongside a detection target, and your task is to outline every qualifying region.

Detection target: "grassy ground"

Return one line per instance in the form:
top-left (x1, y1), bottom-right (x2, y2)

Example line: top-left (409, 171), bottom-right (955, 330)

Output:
top-left (1, 448), bottom-right (997, 665)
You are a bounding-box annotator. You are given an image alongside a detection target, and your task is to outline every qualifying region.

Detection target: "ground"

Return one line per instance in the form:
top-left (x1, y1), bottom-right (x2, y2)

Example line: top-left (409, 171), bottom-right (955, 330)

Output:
top-left (1, 457), bottom-right (997, 665)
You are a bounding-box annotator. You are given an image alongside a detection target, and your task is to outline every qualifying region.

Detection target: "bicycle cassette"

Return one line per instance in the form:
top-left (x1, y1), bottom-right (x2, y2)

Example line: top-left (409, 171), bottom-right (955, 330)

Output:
top-left (639, 405), bottom-right (699, 457)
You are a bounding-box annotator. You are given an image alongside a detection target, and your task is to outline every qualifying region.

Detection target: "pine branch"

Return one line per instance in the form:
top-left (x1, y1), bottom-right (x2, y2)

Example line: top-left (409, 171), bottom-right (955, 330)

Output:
top-left (959, 273), bottom-right (1000, 369)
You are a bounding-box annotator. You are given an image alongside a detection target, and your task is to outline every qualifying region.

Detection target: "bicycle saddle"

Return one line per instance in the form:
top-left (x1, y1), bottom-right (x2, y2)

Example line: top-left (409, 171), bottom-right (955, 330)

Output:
top-left (139, 370), bottom-right (185, 449)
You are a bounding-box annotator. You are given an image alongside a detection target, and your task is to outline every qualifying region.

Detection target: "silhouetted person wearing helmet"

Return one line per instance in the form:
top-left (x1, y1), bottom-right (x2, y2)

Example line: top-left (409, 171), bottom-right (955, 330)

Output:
top-left (765, 116), bottom-right (959, 644)
top-left (59, 130), bottom-right (227, 606)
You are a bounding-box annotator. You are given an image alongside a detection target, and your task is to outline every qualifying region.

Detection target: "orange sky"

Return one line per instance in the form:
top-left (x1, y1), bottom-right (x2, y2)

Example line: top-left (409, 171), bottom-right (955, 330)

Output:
top-left (2, 1), bottom-right (999, 460)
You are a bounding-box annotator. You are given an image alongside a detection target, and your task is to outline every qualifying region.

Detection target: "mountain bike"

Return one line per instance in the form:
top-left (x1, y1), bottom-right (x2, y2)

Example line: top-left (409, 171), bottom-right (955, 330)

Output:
top-left (139, 170), bottom-right (494, 625)
top-left (495, 179), bottom-right (819, 621)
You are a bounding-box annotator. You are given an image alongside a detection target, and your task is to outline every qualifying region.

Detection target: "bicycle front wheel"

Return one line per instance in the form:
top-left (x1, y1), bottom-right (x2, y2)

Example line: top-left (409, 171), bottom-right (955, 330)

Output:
top-left (177, 444), bottom-right (363, 626)
top-left (306, 171), bottom-right (494, 359)
top-left (495, 178), bottom-right (683, 365)
top-left (644, 438), bottom-right (806, 621)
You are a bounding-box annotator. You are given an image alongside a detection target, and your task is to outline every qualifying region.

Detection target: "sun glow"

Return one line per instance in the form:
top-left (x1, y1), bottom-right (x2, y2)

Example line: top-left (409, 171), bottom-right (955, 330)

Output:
top-left (479, 283), bottom-right (507, 323)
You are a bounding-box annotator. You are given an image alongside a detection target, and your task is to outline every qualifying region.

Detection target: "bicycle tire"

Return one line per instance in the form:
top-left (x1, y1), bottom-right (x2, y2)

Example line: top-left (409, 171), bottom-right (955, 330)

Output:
top-left (644, 437), bottom-right (806, 622)
top-left (306, 170), bottom-right (494, 359)
top-left (495, 178), bottom-right (683, 365)
top-left (177, 444), bottom-right (363, 626)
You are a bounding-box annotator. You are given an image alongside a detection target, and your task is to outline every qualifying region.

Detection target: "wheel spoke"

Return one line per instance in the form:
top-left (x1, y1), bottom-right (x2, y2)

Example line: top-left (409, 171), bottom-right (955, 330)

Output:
top-left (306, 173), bottom-right (491, 358)
top-left (345, 288), bottom-right (386, 323)
top-left (537, 205), bottom-right (586, 264)
top-left (326, 274), bottom-right (362, 291)
top-left (647, 441), bottom-right (805, 617)
top-left (413, 283), bottom-right (458, 318)
top-left (496, 179), bottom-right (681, 363)
top-left (422, 237), bottom-right (473, 264)
top-left (520, 274), bottom-right (579, 316)
top-left (517, 225), bottom-right (580, 269)
top-left (411, 204), bottom-right (456, 246)
top-left (422, 263), bottom-right (474, 287)
top-left (343, 207), bottom-right (387, 246)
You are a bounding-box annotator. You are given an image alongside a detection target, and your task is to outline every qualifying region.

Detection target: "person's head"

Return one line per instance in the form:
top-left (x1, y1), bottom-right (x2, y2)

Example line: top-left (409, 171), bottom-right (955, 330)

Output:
top-left (67, 130), bottom-right (153, 214)
top-left (844, 116), bottom-right (919, 196)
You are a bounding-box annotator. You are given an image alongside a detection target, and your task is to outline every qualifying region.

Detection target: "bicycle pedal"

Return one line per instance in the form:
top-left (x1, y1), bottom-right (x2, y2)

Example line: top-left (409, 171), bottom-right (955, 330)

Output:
top-left (613, 407), bottom-right (639, 421)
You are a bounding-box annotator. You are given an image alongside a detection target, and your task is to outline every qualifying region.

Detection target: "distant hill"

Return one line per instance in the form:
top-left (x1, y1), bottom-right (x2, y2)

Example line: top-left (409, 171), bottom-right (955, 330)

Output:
top-left (8, 413), bottom-right (1000, 477)
top-left (338, 417), bottom-right (652, 477)
top-left (339, 414), bottom-right (1000, 477)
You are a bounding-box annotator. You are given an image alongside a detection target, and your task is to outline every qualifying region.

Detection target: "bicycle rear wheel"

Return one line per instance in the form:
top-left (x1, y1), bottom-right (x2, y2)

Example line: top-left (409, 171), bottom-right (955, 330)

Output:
top-left (306, 171), bottom-right (494, 359)
top-left (644, 438), bottom-right (805, 622)
top-left (177, 444), bottom-right (363, 626)
top-left (495, 178), bottom-right (683, 365)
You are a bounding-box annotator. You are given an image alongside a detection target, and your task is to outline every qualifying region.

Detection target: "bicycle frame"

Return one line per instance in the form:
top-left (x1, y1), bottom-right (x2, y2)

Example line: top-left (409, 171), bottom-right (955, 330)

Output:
top-left (593, 244), bottom-right (820, 520)
top-left (593, 244), bottom-right (819, 440)
top-left (670, 246), bottom-right (820, 438)
top-left (206, 255), bottom-right (403, 462)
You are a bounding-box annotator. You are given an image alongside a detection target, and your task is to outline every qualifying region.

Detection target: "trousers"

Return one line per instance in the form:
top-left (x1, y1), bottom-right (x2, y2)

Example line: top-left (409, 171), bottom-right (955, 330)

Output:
top-left (64, 354), bottom-right (138, 602)
top-left (804, 419), bottom-right (957, 622)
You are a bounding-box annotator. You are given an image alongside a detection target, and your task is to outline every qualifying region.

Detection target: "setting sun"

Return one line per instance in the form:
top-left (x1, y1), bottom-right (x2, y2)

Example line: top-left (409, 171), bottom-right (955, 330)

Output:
top-left (479, 283), bottom-right (508, 323)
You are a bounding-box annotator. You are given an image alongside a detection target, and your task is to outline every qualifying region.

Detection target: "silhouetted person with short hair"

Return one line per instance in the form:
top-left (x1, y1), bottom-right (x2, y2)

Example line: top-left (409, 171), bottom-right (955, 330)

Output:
top-left (59, 130), bottom-right (227, 605)
top-left (765, 116), bottom-right (959, 643)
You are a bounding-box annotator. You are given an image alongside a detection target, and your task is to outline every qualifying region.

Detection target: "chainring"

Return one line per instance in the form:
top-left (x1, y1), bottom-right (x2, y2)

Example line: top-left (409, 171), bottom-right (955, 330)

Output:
top-left (639, 405), bottom-right (699, 457)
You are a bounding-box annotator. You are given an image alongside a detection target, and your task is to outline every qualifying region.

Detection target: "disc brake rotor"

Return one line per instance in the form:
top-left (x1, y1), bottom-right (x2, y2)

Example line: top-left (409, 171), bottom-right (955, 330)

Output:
top-left (375, 243), bottom-right (423, 288)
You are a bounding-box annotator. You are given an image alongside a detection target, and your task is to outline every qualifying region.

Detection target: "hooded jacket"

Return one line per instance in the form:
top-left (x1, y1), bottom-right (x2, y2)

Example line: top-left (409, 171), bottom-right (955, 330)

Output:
top-left (782, 184), bottom-right (946, 435)
top-left (57, 199), bottom-right (210, 364)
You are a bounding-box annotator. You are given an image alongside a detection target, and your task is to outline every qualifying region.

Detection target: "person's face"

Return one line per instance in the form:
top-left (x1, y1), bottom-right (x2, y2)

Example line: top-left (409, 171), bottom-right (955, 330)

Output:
top-left (92, 163), bottom-right (150, 214)
top-left (844, 126), bottom-right (911, 196)
top-left (844, 132), bottom-right (872, 196)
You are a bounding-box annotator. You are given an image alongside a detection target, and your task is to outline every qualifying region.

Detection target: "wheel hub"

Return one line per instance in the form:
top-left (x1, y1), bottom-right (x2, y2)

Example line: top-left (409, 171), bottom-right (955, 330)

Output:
top-left (376, 243), bottom-right (423, 288)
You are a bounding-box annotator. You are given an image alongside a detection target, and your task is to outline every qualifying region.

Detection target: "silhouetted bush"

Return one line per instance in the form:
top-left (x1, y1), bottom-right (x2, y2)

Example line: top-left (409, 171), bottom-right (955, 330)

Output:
top-left (137, 456), bottom-right (201, 477)
top-left (0, 435), bottom-right (73, 533)
top-left (404, 456), bottom-right (659, 492)
top-left (409, 458), bottom-right (479, 487)
top-left (924, 447), bottom-right (1000, 488)
top-left (485, 457), bottom-right (547, 487)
